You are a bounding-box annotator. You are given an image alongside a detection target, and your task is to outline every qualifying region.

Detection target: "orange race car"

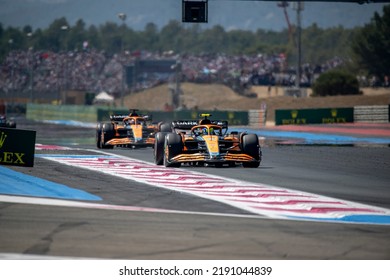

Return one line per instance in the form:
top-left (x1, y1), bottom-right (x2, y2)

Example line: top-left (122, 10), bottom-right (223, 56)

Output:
top-left (96, 109), bottom-right (170, 149)
top-left (154, 114), bottom-right (262, 167)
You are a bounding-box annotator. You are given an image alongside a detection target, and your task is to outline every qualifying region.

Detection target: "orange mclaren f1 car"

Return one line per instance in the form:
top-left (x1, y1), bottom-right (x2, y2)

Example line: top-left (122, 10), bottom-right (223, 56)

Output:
top-left (154, 114), bottom-right (262, 167)
top-left (96, 109), bottom-right (170, 149)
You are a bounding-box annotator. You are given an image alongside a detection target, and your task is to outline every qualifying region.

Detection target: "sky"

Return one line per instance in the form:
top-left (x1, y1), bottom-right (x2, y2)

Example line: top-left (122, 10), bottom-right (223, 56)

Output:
top-left (0, 0), bottom-right (388, 31)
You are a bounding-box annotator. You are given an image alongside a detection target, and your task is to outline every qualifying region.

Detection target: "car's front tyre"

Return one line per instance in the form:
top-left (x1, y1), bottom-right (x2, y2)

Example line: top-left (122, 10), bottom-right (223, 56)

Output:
top-left (241, 134), bottom-right (261, 168)
top-left (154, 132), bottom-right (168, 165)
top-left (163, 133), bottom-right (183, 167)
top-left (100, 122), bottom-right (114, 149)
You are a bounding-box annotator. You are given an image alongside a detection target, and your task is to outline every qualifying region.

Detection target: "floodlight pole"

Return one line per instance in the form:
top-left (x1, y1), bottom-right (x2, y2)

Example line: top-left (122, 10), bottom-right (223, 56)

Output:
top-left (175, 62), bottom-right (182, 109)
top-left (118, 13), bottom-right (127, 107)
top-left (61, 25), bottom-right (69, 105)
top-left (294, 1), bottom-right (303, 90)
top-left (27, 32), bottom-right (34, 103)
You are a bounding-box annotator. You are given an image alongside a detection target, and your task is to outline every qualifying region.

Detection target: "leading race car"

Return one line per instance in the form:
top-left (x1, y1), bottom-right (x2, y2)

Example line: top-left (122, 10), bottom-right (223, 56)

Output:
top-left (96, 109), bottom-right (170, 149)
top-left (154, 114), bottom-right (262, 167)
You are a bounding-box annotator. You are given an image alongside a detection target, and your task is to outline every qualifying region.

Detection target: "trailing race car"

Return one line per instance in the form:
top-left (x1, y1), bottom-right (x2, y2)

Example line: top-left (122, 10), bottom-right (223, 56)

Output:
top-left (154, 114), bottom-right (262, 167)
top-left (0, 114), bottom-right (16, 128)
top-left (96, 109), bottom-right (170, 149)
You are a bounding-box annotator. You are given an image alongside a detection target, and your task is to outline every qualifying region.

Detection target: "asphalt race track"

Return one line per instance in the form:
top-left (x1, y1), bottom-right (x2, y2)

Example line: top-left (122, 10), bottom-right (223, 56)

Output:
top-left (1, 119), bottom-right (390, 259)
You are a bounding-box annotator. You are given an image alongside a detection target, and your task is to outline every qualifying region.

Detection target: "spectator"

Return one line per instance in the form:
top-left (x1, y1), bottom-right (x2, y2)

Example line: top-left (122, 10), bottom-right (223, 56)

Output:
top-left (1, 49), bottom-right (373, 99)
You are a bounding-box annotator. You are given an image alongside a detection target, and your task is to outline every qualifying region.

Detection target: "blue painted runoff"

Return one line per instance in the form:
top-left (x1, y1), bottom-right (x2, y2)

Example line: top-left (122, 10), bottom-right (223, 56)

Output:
top-left (286, 214), bottom-right (390, 225)
top-left (232, 128), bottom-right (390, 145)
top-left (42, 120), bottom-right (390, 145)
top-left (0, 166), bottom-right (101, 201)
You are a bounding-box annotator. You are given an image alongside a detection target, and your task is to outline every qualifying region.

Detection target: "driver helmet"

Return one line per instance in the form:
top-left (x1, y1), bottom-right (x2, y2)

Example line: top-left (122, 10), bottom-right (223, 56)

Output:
top-left (202, 127), bottom-right (208, 135)
top-left (209, 127), bottom-right (215, 135)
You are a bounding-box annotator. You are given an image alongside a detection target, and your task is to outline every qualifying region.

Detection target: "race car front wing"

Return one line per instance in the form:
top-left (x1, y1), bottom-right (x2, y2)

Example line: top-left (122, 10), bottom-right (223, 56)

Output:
top-left (105, 137), bottom-right (154, 147)
top-left (170, 152), bottom-right (257, 164)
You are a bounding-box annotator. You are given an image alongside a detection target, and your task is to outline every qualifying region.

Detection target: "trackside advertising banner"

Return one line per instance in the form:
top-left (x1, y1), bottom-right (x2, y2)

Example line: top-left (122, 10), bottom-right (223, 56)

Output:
top-left (0, 127), bottom-right (36, 167)
top-left (275, 108), bottom-right (354, 125)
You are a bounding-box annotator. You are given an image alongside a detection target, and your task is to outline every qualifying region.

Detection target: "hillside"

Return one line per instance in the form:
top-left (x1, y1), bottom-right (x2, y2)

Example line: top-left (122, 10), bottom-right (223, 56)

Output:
top-left (120, 83), bottom-right (390, 123)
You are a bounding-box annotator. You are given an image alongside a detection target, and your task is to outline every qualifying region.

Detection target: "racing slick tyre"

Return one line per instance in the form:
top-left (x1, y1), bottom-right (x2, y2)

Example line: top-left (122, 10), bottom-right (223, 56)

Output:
top-left (158, 122), bottom-right (172, 132)
top-left (238, 132), bottom-right (247, 150)
top-left (96, 123), bottom-right (103, 148)
top-left (154, 132), bottom-right (168, 165)
top-left (241, 134), bottom-right (261, 168)
top-left (163, 133), bottom-right (183, 167)
top-left (100, 122), bottom-right (115, 149)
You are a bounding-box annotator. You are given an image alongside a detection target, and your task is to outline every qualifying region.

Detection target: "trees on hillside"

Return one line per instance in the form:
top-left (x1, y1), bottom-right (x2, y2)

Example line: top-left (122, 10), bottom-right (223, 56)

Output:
top-left (312, 70), bottom-right (360, 97)
top-left (1, 18), bottom-right (355, 65)
top-left (1, 3), bottom-right (390, 81)
top-left (351, 5), bottom-right (390, 80)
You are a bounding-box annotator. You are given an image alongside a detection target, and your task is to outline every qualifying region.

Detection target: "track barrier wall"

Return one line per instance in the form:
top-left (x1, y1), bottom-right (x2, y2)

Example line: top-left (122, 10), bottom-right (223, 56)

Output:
top-left (26, 104), bottom-right (389, 127)
top-left (97, 109), bottom-right (249, 125)
top-left (354, 105), bottom-right (389, 123)
top-left (275, 106), bottom-right (390, 125)
top-left (26, 103), bottom-right (99, 123)
top-left (249, 109), bottom-right (267, 127)
top-left (26, 104), bottom-right (249, 126)
top-left (275, 108), bottom-right (354, 125)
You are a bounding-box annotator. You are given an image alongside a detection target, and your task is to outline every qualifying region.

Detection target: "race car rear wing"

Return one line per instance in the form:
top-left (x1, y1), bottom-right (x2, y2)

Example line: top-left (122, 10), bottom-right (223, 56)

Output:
top-left (110, 114), bottom-right (152, 122)
top-left (110, 115), bottom-right (128, 122)
top-left (172, 120), bottom-right (228, 130)
top-left (171, 120), bottom-right (198, 130)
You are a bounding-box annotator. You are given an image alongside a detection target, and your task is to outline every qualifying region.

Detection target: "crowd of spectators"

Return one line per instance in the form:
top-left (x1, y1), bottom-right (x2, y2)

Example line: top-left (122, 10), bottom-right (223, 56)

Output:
top-left (1, 48), bottom-right (388, 100)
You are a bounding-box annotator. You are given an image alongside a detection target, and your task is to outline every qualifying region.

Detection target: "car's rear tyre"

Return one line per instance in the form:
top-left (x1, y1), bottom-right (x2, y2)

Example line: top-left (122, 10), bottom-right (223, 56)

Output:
top-left (239, 132), bottom-right (247, 150)
top-left (241, 134), bottom-right (261, 168)
top-left (158, 122), bottom-right (172, 132)
top-left (96, 123), bottom-right (103, 148)
top-left (154, 132), bottom-right (168, 165)
top-left (100, 122), bottom-right (114, 149)
top-left (163, 133), bottom-right (182, 167)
